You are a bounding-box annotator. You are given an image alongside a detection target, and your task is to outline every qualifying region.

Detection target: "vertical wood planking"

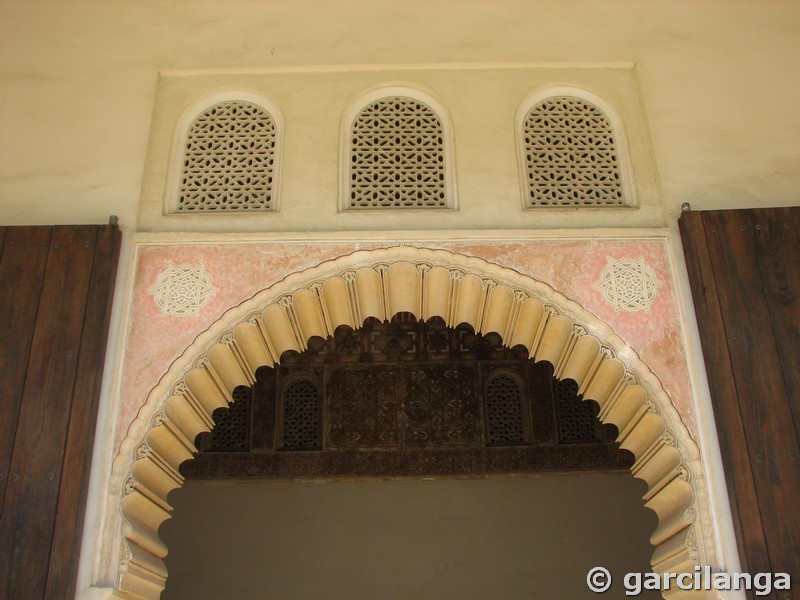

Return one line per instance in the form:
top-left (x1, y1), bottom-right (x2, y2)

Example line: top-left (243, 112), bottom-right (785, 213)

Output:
top-left (681, 207), bottom-right (800, 592)
top-left (0, 227), bottom-right (52, 518)
top-left (0, 227), bottom-right (97, 599)
top-left (703, 210), bottom-right (800, 583)
top-left (678, 212), bottom-right (771, 577)
top-left (748, 207), bottom-right (800, 589)
top-left (753, 207), bottom-right (800, 453)
top-left (45, 225), bottom-right (121, 598)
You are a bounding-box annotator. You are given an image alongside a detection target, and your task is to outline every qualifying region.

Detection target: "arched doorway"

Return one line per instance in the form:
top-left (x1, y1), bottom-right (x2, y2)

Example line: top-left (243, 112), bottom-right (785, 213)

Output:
top-left (107, 248), bottom-right (711, 599)
top-left (161, 315), bottom-right (660, 599)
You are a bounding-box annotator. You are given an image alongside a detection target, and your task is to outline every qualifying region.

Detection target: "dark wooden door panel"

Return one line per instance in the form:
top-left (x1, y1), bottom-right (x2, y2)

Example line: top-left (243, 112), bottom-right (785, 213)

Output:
top-left (45, 225), bottom-right (121, 598)
top-left (0, 227), bottom-right (52, 517)
top-left (752, 208), bottom-right (800, 447)
top-left (679, 213), bottom-right (771, 577)
top-left (0, 224), bottom-right (120, 600)
top-left (702, 210), bottom-right (800, 581)
top-left (680, 208), bottom-right (800, 598)
top-left (0, 226), bottom-right (97, 599)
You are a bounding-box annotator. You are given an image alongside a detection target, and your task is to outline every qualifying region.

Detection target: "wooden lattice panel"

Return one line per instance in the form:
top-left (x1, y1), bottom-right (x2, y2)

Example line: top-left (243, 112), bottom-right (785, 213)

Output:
top-left (203, 386), bottom-right (251, 452)
top-left (485, 372), bottom-right (529, 446)
top-left (280, 378), bottom-right (322, 451)
top-left (555, 378), bottom-right (604, 443)
top-left (186, 320), bottom-right (625, 479)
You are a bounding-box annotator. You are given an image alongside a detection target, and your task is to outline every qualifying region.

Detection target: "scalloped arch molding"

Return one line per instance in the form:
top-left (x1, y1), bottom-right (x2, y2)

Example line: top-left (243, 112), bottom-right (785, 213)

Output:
top-left (108, 247), bottom-right (715, 599)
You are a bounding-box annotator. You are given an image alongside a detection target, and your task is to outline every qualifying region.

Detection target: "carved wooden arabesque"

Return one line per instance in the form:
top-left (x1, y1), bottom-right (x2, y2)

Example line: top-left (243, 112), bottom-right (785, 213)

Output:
top-left (184, 315), bottom-right (631, 479)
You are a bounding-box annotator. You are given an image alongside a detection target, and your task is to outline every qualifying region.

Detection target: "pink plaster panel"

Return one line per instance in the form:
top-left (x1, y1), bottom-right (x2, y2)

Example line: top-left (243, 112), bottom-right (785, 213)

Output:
top-left (116, 240), bottom-right (696, 449)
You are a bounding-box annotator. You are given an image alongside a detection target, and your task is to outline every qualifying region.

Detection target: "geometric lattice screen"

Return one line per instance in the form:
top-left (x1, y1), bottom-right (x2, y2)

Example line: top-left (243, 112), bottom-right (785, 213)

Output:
top-left (177, 101), bottom-right (277, 212)
top-left (280, 378), bottom-right (323, 451)
top-left (555, 378), bottom-right (604, 443)
top-left (191, 319), bottom-right (623, 482)
top-left (348, 96), bottom-right (448, 209)
top-left (484, 373), bottom-right (529, 446)
top-left (522, 96), bottom-right (625, 207)
top-left (206, 386), bottom-right (251, 452)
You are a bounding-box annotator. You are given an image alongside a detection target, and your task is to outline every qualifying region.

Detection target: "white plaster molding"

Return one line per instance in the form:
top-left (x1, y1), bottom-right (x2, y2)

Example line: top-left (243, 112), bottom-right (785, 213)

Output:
top-left (666, 225), bottom-right (746, 599)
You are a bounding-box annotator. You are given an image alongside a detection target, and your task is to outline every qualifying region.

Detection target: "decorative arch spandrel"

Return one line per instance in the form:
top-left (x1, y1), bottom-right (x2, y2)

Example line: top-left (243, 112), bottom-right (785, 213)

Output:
top-left (106, 247), bottom-right (716, 600)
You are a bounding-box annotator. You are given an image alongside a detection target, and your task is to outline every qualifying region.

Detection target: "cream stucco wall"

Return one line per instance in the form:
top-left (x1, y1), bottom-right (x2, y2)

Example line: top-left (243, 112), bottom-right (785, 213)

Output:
top-left (1, 0), bottom-right (799, 229)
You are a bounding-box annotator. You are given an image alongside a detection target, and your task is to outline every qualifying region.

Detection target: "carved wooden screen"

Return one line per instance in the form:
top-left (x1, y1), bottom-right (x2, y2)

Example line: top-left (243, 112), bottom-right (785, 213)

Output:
top-left (279, 376), bottom-right (323, 451)
top-left (187, 318), bottom-right (628, 479)
top-left (484, 371), bottom-right (529, 446)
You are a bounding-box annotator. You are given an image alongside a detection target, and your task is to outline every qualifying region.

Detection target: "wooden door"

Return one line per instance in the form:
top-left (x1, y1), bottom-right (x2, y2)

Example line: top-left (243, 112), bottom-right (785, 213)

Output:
top-left (0, 224), bottom-right (121, 599)
top-left (680, 208), bottom-right (799, 599)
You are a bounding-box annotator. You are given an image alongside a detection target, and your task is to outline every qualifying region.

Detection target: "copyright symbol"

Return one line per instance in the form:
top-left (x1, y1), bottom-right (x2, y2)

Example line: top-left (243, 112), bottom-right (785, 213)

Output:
top-left (587, 567), bottom-right (611, 593)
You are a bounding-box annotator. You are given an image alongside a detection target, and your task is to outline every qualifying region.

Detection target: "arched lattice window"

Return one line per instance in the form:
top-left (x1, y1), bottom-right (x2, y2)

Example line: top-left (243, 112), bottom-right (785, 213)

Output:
top-left (347, 95), bottom-right (449, 209)
top-left (279, 376), bottom-right (322, 451)
top-left (176, 100), bottom-right (278, 212)
top-left (521, 95), bottom-right (626, 207)
top-left (484, 371), bottom-right (530, 446)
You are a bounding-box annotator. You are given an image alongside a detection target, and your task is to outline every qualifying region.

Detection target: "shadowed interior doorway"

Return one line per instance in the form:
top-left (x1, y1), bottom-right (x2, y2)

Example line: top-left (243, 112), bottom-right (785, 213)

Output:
top-left (160, 474), bottom-right (659, 599)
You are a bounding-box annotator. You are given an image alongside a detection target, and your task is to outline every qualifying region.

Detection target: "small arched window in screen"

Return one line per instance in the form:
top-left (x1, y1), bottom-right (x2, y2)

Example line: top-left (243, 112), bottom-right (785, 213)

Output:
top-left (280, 377), bottom-right (322, 451)
top-left (522, 96), bottom-right (625, 207)
top-left (484, 372), bottom-right (529, 446)
top-left (349, 96), bottom-right (447, 209)
top-left (177, 101), bottom-right (277, 212)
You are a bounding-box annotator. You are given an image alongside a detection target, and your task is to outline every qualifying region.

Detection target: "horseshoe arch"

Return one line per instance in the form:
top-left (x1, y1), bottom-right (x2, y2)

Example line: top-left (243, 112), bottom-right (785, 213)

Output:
top-left (106, 247), bottom-right (716, 599)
